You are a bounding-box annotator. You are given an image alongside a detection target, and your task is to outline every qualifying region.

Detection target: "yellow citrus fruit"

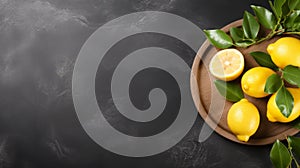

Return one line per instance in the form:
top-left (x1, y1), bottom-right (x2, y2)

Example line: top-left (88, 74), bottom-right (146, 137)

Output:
top-left (241, 67), bottom-right (276, 98)
top-left (267, 88), bottom-right (300, 123)
top-left (267, 37), bottom-right (300, 69)
top-left (227, 99), bottom-right (260, 142)
top-left (209, 48), bottom-right (244, 81)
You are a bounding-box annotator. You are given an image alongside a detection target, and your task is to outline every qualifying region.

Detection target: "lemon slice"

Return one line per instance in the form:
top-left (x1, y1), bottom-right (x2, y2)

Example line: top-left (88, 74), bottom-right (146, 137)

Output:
top-left (209, 48), bottom-right (244, 81)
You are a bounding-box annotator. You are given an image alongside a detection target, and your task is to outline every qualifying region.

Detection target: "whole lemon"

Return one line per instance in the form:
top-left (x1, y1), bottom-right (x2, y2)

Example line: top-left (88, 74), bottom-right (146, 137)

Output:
top-left (227, 99), bottom-right (260, 142)
top-left (267, 88), bottom-right (300, 123)
top-left (241, 67), bottom-right (276, 98)
top-left (267, 37), bottom-right (300, 69)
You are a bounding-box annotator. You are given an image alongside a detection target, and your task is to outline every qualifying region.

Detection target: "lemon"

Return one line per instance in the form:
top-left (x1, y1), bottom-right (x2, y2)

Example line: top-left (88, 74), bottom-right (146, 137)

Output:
top-left (241, 67), bottom-right (276, 98)
top-left (267, 37), bottom-right (300, 69)
top-left (209, 48), bottom-right (244, 81)
top-left (267, 88), bottom-right (300, 123)
top-left (227, 99), bottom-right (260, 142)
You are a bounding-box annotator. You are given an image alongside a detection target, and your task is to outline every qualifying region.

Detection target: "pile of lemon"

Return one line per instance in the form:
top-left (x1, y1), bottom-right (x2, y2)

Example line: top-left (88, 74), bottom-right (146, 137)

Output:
top-left (209, 37), bottom-right (300, 142)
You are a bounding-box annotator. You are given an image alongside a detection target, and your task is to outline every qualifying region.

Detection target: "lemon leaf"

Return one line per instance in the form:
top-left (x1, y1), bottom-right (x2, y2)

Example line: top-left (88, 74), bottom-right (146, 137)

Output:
top-left (235, 40), bottom-right (254, 48)
top-left (204, 29), bottom-right (233, 49)
top-left (251, 5), bottom-right (277, 30)
top-left (276, 86), bottom-right (294, 118)
top-left (274, 0), bottom-right (287, 18)
top-left (288, 0), bottom-right (300, 10)
top-left (283, 65), bottom-right (300, 87)
top-left (287, 136), bottom-right (300, 159)
top-left (242, 11), bottom-right (260, 39)
top-left (269, 0), bottom-right (280, 19)
top-left (250, 51), bottom-right (278, 70)
top-left (292, 118), bottom-right (300, 129)
top-left (264, 74), bottom-right (283, 94)
top-left (285, 10), bottom-right (300, 31)
top-left (282, 1), bottom-right (291, 17)
top-left (295, 22), bottom-right (300, 31)
top-left (270, 140), bottom-right (292, 168)
top-left (214, 80), bottom-right (244, 102)
top-left (230, 27), bottom-right (244, 43)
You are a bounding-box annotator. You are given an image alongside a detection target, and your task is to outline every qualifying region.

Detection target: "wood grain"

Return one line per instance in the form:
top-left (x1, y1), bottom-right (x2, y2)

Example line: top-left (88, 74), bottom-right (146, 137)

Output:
top-left (190, 19), bottom-right (299, 145)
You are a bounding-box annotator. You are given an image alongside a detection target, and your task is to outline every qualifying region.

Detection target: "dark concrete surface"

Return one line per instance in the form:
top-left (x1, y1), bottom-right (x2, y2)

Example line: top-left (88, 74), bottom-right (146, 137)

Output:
top-left (0, 0), bottom-right (290, 167)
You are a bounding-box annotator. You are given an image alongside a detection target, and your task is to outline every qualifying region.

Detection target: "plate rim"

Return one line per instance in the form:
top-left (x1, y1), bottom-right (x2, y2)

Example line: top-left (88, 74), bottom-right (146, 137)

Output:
top-left (190, 19), bottom-right (300, 145)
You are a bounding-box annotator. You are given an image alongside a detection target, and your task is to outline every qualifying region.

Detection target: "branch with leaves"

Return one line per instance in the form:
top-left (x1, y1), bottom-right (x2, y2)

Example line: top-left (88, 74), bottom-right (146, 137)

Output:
top-left (204, 0), bottom-right (300, 49)
top-left (252, 51), bottom-right (300, 118)
top-left (270, 136), bottom-right (300, 168)
top-left (203, 0), bottom-right (300, 167)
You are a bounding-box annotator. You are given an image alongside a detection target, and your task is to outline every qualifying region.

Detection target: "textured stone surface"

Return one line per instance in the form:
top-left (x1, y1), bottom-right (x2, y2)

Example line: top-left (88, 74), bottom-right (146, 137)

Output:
top-left (0, 0), bottom-right (286, 167)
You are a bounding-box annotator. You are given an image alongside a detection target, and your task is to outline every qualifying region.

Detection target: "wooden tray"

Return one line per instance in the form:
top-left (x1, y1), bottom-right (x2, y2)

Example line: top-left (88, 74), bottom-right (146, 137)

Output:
top-left (190, 19), bottom-right (299, 145)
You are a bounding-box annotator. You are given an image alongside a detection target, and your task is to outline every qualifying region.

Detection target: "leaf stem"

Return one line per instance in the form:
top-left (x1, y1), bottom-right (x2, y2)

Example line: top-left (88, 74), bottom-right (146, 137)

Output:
top-left (256, 32), bottom-right (275, 43)
top-left (206, 4), bottom-right (300, 49)
top-left (251, 30), bottom-right (280, 45)
top-left (281, 10), bottom-right (294, 26)
top-left (284, 32), bottom-right (300, 35)
top-left (286, 137), bottom-right (300, 167)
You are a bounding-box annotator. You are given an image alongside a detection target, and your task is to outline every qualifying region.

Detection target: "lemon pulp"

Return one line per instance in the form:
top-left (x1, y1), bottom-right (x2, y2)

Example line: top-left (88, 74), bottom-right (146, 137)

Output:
top-left (209, 48), bottom-right (244, 81)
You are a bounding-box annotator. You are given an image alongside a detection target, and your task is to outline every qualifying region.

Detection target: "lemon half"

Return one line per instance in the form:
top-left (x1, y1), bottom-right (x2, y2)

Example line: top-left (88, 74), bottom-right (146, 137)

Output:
top-left (209, 48), bottom-right (244, 81)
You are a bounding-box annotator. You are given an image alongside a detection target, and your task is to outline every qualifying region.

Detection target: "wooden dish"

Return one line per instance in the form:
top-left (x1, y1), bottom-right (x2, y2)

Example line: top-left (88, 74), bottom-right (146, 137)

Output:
top-left (190, 19), bottom-right (299, 145)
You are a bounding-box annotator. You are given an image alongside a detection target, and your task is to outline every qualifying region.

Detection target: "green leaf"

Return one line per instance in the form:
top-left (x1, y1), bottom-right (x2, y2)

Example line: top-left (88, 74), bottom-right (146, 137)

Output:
top-left (283, 65), bottom-right (300, 87)
top-left (276, 86), bottom-right (294, 118)
top-left (250, 51), bottom-right (278, 70)
top-left (274, 0), bottom-right (287, 18)
top-left (292, 118), bottom-right (300, 129)
top-left (269, 0), bottom-right (280, 19)
top-left (242, 11), bottom-right (260, 39)
top-left (214, 80), bottom-right (244, 102)
top-left (288, 0), bottom-right (300, 10)
top-left (264, 74), bottom-right (283, 94)
top-left (235, 40), bottom-right (254, 48)
top-left (293, 22), bottom-right (300, 31)
top-left (270, 139), bottom-right (292, 168)
top-left (295, 22), bottom-right (300, 31)
top-left (204, 29), bottom-right (233, 49)
top-left (294, 123), bottom-right (300, 129)
top-left (251, 5), bottom-right (277, 30)
top-left (282, 1), bottom-right (291, 17)
top-left (295, 1), bottom-right (300, 9)
top-left (230, 27), bottom-right (244, 42)
top-left (287, 136), bottom-right (300, 159)
top-left (285, 10), bottom-right (300, 30)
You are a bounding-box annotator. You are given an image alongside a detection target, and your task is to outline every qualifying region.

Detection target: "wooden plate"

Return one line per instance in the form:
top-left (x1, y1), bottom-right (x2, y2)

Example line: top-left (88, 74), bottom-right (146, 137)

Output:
top-left (190, 19), bottom-right (299, 145)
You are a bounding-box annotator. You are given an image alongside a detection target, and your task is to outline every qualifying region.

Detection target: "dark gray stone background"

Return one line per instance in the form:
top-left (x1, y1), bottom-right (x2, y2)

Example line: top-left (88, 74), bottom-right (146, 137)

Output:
top-left (0, 0), bottom-right (295, 167)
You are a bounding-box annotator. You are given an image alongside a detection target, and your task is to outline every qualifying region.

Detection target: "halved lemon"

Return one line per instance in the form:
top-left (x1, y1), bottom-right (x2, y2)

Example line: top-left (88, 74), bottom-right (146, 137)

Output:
top-left (209, 48), bottom-right (244, 81)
